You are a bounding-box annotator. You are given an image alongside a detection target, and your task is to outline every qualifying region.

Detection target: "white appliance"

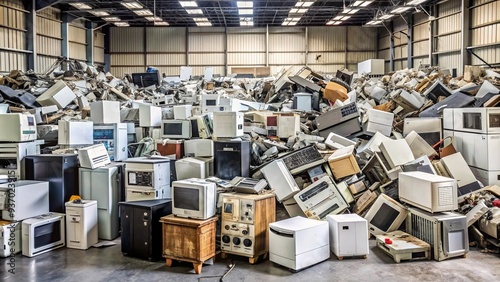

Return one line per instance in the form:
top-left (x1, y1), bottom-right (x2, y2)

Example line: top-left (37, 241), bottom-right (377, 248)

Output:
top-left (399, 171), bottom-right (457, 213)
top-left (90, 101), bottom-right (120, 124)
top-left (0, 180), bottom-right (49, 221)
top-left (189, 114), bottom-right (213, 139)
top-left (407, 207), bottom-right (469, 261)
top-left (184, 139), bottom-right (214, 157)
top-left (58, 120), bottom-right (94, 146)
top-left (403, 117), bottom-right (442, 146)
top-left (282, 197), bottom-right (307, 217)
top-left (213, 112), bottom-right (244, 138)
top-left (443, 108), bottom-right (500, 186)
top-left (0, 113), bottom-right (37, 142)
top-left (269, 216), bottom-right (329, 271)
top-left (277, 114), bottom-right (301, 138)
top-left (175, 157), bottom-right (210, 180)
top-left (439, 152), bottom-right (480, 197)
top-left (79, 164), bottom-right (123, 240)
top-left (404, 131), bottom-right (438, 158)
top-left (357, 59), bottom-right (385, 75)
top-left (293, 93), bottom-right (312, 112)
top-left (22, 212), bottom-right (66, 257)
top-left (78, 143), bottom-right (111, 169)
top-left (65, 200), bottom-right (98, 250)
top-left (161, 120), bottom-right (192, 139)
top-left (36, 80), bottom-right (77, 109)
top-left (325, 132), bottom-right (357, 149)
top-left (379, 139), bottom-right (415, 168)
top-left (124, 157), bottom-right (170, 201)
top-left (93, 123), bottom-right (128, 161)
top-left (202, 95), bottom-right (239, 113)
top-left (293, 176), bottom-right (348, 220)
top-left (315, 102), bottom-right (361, 138)
top-left (0, 141), bottom-right (37, 179)
top-left (139, 104), bottom-right (162, 127)
top-left (173, 105), bottom-right (193, 120)
top-left (171, 178), bottom-right (216, 219)
top-left (326, 214), bottom-right (369, 259)
top-left (365, 109), bottom-right (394, 136)
top-left (261, 159), bottom-right (300, 202)
top-left (364, 193), bottom-right (408, 236)
top-left (0, 221), bottom-right (21, 257)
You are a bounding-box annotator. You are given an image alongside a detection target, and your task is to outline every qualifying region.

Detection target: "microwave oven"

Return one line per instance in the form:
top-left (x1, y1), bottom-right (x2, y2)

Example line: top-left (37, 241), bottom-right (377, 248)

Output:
top-left (398, 171), bottom-right (457, 213)
top-left (58, 120), bottom-right (94, 146)
top-left (78, 143), bottom-right (111, 169)
top-left (407, 207), bottom-right (468, 261)
top-left (171, 178), bottom-right (216, 219)
top-left (173, 105), bottom-right (193, 120)
top-left (22, 212), bottom-right (66, 257)
top-left (293, 176), bottom-right (348, 220)
top-left (161, 120), bottom-right (192, 139)
top-left (0, 113), bottom-right (37, 142)
top-left (93, 123), bottom-right (128, 161)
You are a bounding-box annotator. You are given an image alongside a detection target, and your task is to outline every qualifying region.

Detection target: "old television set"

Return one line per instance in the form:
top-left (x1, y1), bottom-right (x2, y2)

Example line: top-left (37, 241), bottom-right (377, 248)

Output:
top-left (364, 193), bottom-right (408, 236)
top-left (161, 120), bottom-right (191, 139)
top-left (171, 178), bottom-right (216, 219)
top-left (131, 72), bottom-right (160, 88)
top-left (403, 117), bottom-right (442, 146)
top-left (336, 69), bottom-right (354, 86)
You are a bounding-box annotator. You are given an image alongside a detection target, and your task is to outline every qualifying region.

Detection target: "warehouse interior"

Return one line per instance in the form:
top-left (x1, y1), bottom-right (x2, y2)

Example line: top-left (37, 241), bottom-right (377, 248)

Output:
top-left (1, 0), bottom-right (500, 281)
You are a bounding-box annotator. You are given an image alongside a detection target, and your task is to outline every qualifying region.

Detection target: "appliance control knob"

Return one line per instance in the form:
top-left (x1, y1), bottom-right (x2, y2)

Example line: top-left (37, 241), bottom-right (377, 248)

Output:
top-left (232, 237), bottom-right (241, 245)
top-left (243, 239), bottom-right (252, 247)
top-left (225, 225), bottom-right (230, 230)
top-left (242, 230), bottom-right (248, 235)
top-left (222, 235), bottom-right (231, 244)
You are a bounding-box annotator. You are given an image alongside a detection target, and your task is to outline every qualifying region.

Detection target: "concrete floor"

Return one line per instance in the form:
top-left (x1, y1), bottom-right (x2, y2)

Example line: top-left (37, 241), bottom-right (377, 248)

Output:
top-left (2, 238), bottom-right (499, 282)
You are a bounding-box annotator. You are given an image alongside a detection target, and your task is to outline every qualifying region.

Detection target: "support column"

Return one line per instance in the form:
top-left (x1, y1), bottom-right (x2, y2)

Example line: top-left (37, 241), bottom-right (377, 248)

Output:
top-left (389, 21), bottom-right (394, 72)
top-left (185, 27), bottom-right (189, 66)
top-left (85, 21), bottom-right (94, 65)
top-left (460, 0), bottom-right (471, 74)
top-left (224, 27), bottom-right (228, 76)
top-left (305, 27), bottom-right (308, 67)
top-left (430, 4), bottom-right (438, 66)
top-left (265, 24), bottom-right (269, 67)
top-left (25, 0), bottom-right (36, 71)
top-left (407, 15), bottom-right (413, 69)
top-left (61, 13), bottom-right (70, 70)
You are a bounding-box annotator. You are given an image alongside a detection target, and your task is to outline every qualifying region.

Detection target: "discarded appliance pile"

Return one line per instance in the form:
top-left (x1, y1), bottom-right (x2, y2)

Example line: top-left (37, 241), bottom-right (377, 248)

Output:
top-left (1, 57), bottom-right (500, 270)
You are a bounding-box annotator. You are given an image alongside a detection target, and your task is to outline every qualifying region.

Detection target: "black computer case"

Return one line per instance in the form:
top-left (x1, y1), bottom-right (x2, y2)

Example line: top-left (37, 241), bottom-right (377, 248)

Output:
top-left (119, 199), bottom-right (172, 261)
top-left (23, 154), bottom-right (79, 213)
top-left (214, 140), bottom-right (250, 180)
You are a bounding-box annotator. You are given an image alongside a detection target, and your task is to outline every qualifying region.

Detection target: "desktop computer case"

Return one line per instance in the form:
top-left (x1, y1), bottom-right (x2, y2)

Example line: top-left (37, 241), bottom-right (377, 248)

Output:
top-left (214, 141), bottom-right (250, 180)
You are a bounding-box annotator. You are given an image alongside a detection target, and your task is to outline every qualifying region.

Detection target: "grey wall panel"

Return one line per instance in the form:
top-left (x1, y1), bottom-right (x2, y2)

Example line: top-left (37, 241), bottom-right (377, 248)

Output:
top-left (111, 54), bottom-right (145, 65)
top-left (110, 67), bottom-right (145, 78)
top-left (437, 52), bottom-right (461, 71)
top-left (146, 54), bottom-right (186, 66)
top-left (306, 52), bottom-right (345, 65)
top-left (188, 33), bottom-right (224, 52)
top-left (269, 33), bottom-right (305, 52)
top-left (110, 27), bottom-right (144, 53)
top-left (227, 33), bottom-right (265, 52)
top-left (188, 53), bottom-right (225, 65)
top-left (228, 53), bottom-right (265, 65)
top-left (413, 40), bottom-right (429, 57)
top-left (0, 50), bottom-right (26, 72)
top-left (269, 52), bottom-right (305, 65)
top-left (146, 27), bottom-right (186, 52)
top-left (347, 27), bottom-right (377, 51)
top-left (308, 27), bottom-right (346, 51)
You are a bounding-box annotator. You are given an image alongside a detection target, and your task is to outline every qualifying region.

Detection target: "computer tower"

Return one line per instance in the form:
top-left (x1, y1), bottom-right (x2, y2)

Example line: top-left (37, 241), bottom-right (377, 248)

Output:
top-left (65, 200), bottom-right (98, 250)
top-left (79, 163), bottom-right (125, 240)
top-left (23, 154), bottom-right (79, 213)
top-left (119, 199), bottom-right (172, 261)
top-left (214, 141), bottom-right (250, 180)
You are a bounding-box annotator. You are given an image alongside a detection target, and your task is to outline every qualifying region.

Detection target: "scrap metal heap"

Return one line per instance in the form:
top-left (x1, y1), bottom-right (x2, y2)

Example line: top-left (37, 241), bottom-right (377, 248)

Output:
top-left (2, 57), bottom-right (500, 253)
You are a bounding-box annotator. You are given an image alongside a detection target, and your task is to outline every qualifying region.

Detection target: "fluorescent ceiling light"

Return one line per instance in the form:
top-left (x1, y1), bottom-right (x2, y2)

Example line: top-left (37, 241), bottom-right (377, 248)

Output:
top-left (187, 9), bottom-right (203, 14)
top-left (290, 8), bottom-right (308, 14)
top-left (239, 9), bottom-right (253, 15)
top-left (287, 21), bottom-right (298, 26)
top-left (237, 1), bottom-right (253, 8)
top-left (340, 16), bottom-right (351, 20)
top-left (284, 17), bottom-right (300, 22)
top-left (361, 1), bottom-right (373, 6)
top-left (196, 22), bottom-right (212, 26)
top-left (89, 11), bottom-right (110, 17)
top-left (133, 9), bottom-right (153, 16)
top-left (69, 3), bottom-right (92, 10)
top-left (347, 9), bottom-right (360, 14)
top-left (407, 0), bottom-right (427, 5)
top-left (366, 20), bottom-right (382, 25)
top-left (179, 1), bottom-right (198, 7)
top-left (121, 1), bottom-right (143, 9)
top-left (392, 7), bottom-right (411, 13)
top-left (379, 14), bottom-right (395, 20)
top-left (145, 16), bottom-right (163, 21)
top-left (102, 17), bottom-right (121, 22)
top-left (114, 22), bottom-right (130, 27)
top-left (295, 1), bottom-right (314, 7)
top-left (154, 21), bottom-right (169, 26)
top-left (193, 17), bottom-right (210, 22)
top-left (352, 1), bottom-right (364, 6)
top-left (326, 20), bottom-right (342, 25)
top-left (333, 16), bottom-right (342, 20)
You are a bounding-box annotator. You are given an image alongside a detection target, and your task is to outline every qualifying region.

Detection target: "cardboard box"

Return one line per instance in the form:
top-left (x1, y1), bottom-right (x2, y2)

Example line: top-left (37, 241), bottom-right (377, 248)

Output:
top-left (328, 145), bottom-right (360, 179)
top-left (323, 81), bottom-right (348, 103)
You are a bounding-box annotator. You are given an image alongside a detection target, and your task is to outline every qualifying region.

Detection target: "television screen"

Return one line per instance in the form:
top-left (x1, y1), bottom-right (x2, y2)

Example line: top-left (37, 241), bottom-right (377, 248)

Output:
top-left (173, 187), bottom-right (199, 210)
top-left (206, 99), bottom-right (217, 106)
top-left (336, 69), bottom-right (353, 85)
top-left (94, 129), bottom-right (114, 140)
top-left (164, 122), bottom-right (183, 135)
top-left (131, 72), bottom-right (160, 88)
top-left (370, 203), bottom-right (399, 232)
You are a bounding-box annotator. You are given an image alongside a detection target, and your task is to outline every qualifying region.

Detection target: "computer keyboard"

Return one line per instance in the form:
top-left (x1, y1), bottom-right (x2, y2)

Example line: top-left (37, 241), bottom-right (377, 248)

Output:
top-left (298, 180), bottom-right (330, 202)
top-left (281, 146), bottom-right (324, 174)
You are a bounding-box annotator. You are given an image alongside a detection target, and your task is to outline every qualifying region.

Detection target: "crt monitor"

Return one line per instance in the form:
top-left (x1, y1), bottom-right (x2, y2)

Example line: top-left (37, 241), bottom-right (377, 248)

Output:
top-left (131, 72), bottom-right (160, 88)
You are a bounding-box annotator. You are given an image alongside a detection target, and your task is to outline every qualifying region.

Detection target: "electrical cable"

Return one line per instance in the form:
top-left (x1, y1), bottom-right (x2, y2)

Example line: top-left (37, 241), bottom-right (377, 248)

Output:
top-left (197, 262), bottom-right (235, 282)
